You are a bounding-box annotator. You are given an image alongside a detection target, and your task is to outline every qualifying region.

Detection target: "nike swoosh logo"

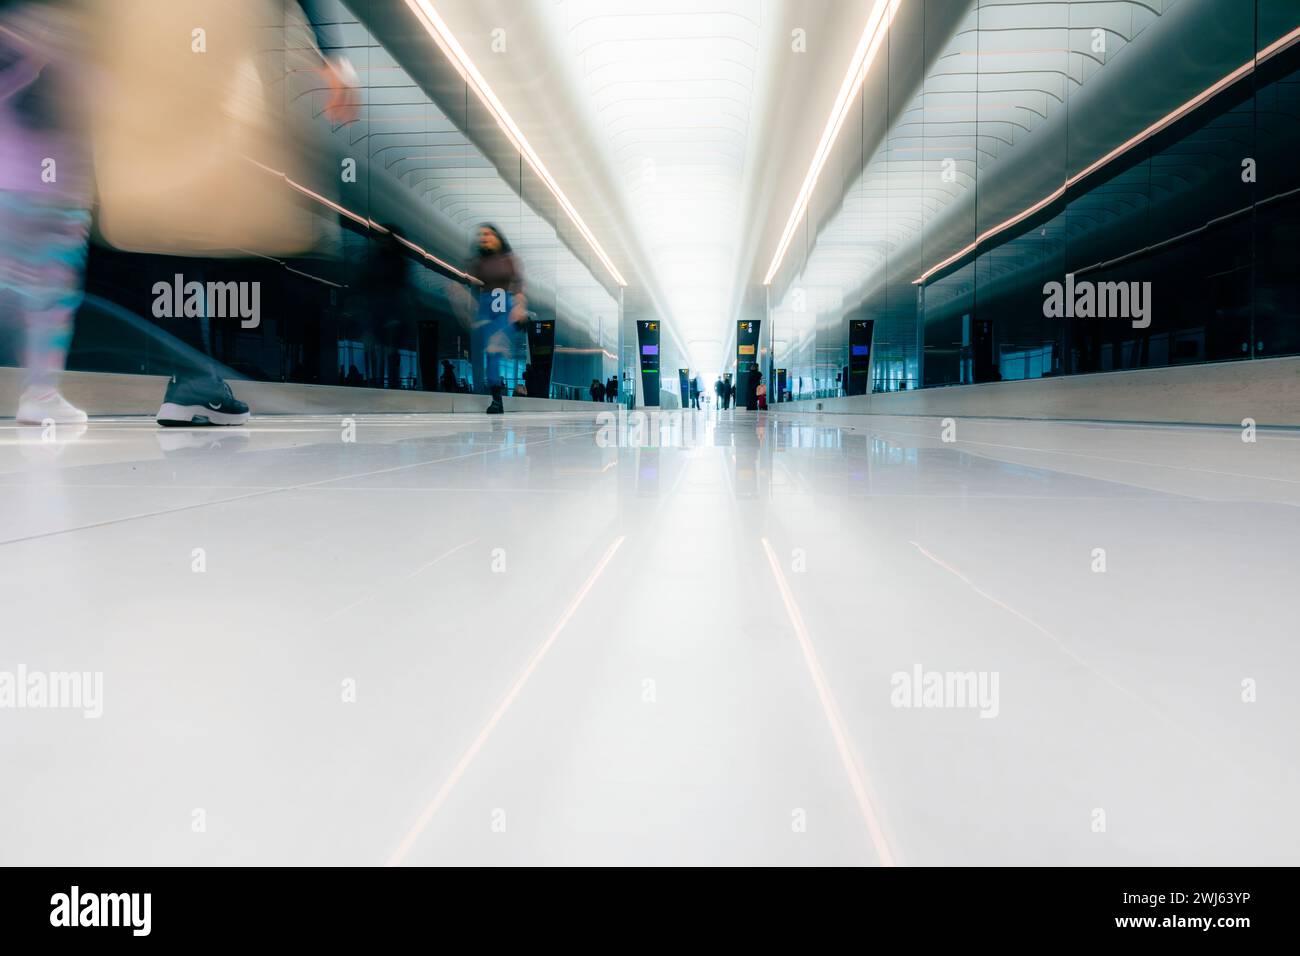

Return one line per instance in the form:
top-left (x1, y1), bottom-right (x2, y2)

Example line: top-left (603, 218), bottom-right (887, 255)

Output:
top-left (208, 402), bottom-right (223, 411)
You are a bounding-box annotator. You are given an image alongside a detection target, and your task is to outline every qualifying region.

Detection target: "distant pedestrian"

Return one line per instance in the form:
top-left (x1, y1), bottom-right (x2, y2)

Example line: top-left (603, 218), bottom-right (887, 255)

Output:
top-left (439, 360), bottom-right (457, 392)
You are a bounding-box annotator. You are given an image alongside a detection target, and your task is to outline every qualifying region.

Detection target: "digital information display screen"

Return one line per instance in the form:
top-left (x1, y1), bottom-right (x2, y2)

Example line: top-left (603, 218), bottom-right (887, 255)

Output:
top-left (636, 320), bottom-right (661, 406)
top-left (736, 320), bottom-right (761, 374)
top-left (735, 320), bottom-right (762, 409)
top-left (524, 319), bottom-right (557, 396)
top-left (848, 319), bottom-right (875, 396)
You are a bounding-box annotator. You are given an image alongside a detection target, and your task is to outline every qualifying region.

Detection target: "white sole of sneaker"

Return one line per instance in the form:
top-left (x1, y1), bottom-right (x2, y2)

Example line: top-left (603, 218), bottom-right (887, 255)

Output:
top-left (156, 403), bottom-right (251, 427)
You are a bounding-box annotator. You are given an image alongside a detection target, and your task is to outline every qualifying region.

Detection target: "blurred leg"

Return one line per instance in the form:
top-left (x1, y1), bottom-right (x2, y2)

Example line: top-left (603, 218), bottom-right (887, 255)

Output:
top-left (22, 304), bottom-right (77, 391)
top-left (484, 335), bottom-right (503, 388)
top-left (2, 197), bottom-right (88, 385)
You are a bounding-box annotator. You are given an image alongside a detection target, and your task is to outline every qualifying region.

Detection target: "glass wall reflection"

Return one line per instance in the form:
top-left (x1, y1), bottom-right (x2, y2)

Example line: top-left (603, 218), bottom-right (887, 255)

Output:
top-left (766, 0), bottom-right (1300, 399)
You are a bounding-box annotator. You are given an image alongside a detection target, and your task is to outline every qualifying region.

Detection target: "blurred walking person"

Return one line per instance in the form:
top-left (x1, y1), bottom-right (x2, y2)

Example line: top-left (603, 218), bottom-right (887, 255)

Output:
top-left (467, 224), bottom-right (526, 415)
top-left (0, 0), bottom-right (92, 423)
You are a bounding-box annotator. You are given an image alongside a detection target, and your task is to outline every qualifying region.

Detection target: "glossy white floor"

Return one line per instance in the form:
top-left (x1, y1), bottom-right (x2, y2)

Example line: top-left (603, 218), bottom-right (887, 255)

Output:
top-left (1, 408), bottom-right (1297, 866)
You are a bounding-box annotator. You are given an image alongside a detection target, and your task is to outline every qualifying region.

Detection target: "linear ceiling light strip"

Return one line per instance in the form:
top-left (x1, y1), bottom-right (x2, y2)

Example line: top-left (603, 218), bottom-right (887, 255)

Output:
top-left (405, 0), bottom-right (627, 287)
top-left (912, 23), bottom-right (1300, 286)
top-left (245, 156), bottom-right (479, 283)
top-left (762, 0), bottom-right (901, 286)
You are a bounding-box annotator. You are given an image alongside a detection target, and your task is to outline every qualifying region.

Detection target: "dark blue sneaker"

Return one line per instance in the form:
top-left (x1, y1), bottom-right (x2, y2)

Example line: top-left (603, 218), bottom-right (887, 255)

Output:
top-left (156, 377), bottom-right (250, 427)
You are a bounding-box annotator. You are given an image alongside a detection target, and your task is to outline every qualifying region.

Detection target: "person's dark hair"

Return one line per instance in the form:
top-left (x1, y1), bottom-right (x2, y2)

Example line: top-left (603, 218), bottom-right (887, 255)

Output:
top-left (475, 223), bottom-right (511, 255)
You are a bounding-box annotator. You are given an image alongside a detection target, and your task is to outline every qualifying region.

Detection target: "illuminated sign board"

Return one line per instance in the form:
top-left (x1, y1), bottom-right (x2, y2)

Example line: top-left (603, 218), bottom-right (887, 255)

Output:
top-left (847, 319), bottom-right (874, 396)
top-left (636, 320), bottom-right (661, 406)
top-left (736, 320), bottom-right (762, 408)
top-left (525, 319), bottom-right (556, 397)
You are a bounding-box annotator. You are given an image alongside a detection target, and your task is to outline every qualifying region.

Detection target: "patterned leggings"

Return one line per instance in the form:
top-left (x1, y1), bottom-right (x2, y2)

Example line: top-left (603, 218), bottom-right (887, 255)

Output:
top-left (0, 191), bottom-right (91, 390)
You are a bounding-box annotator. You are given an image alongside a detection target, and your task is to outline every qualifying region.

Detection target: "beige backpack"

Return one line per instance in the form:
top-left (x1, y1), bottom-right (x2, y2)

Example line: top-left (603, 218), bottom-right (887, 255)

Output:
top-left (91, 0), bottom-right (326, 256)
